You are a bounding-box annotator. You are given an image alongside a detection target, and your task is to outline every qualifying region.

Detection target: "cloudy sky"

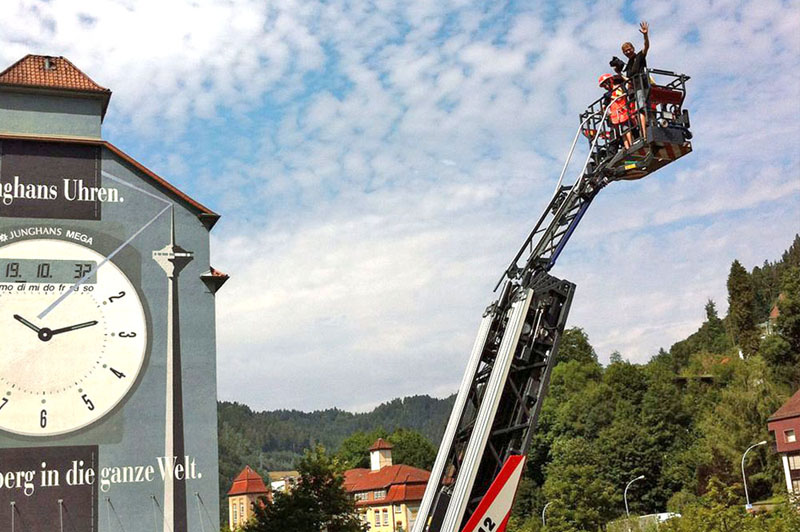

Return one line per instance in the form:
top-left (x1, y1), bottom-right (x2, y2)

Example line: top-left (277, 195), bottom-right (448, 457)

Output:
top-left (3, 0), bottom-right (798, 412)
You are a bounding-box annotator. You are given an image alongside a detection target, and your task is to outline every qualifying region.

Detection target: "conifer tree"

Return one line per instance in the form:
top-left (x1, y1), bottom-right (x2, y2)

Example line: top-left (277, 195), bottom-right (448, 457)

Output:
top-left (726, 260), bottom-right (760, 357)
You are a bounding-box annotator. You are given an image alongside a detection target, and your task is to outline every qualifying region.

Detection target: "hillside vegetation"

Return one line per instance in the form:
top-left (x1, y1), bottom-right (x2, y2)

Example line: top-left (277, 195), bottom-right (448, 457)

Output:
top-left (509, 234), bottom-right (800, 530)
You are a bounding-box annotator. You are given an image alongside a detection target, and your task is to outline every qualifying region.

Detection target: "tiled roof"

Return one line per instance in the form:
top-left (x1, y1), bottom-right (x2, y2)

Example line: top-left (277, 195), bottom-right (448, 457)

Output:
top-left (0, 55), bottom-right (110, 94)
top-left (344, 464), bottom-right (429, 494)
top-left (769, 388), bottom-right (800, 422)
top-left (369, 438), bottom-right (394, 451)
top-left (228, 466), bottom-right (269, 496)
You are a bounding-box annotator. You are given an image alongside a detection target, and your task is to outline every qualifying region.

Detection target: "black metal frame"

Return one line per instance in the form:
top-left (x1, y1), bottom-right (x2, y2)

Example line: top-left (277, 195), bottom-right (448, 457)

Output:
top-left (579, 68), bottom-right (691, 179)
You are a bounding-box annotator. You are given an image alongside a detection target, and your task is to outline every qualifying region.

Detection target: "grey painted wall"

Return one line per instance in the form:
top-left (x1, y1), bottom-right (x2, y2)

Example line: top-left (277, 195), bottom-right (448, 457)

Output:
top-left (0, 141), bottom-right (221, 531)
top-left (0, 91), bottom-right (103, 138)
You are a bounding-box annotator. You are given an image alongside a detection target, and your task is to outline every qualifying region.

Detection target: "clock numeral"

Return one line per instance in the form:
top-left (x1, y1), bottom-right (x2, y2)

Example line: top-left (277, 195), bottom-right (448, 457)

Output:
top-left (81, 394), bottom-right (95, 411)
top-left (108, 291), bottom-right (126, 303)
top-left (40, 409), bottom-right (47, 428)
top-left (73, 263), bottom-right (93, 279)
top-left (0, 397), bottom-right (8, 411)
top-left (110, 367), bottom-right (126, 379)
top-left (5, 262), bottom-right (19, 278)
top-left (119, 331), bottom-right (137, 338)
top-left (36, 263), bottom-right (52, 279)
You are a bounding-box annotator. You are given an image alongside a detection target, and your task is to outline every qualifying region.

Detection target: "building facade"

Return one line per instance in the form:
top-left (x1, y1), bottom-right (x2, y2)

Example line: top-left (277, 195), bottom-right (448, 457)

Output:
top-left (345, 439), bottom-right (430, 532)
top-left (268, 469), bottom-right (300, 493)
top-left (768, 388), bottom-right (800, 496)
top-left (0, 55), bottom-right (224, 531)
top-left (227, 466), bottom-right (270, 530)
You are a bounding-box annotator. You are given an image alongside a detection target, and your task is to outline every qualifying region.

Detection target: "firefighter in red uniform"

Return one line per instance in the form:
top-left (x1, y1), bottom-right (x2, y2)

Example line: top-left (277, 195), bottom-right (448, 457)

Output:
top-left (599, 73), bottom-right (634, 149)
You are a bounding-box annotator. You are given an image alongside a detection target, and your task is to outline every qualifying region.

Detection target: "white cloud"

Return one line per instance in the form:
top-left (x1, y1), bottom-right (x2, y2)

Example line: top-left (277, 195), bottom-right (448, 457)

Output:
top-left (4, 0), bottom-right (799, 410)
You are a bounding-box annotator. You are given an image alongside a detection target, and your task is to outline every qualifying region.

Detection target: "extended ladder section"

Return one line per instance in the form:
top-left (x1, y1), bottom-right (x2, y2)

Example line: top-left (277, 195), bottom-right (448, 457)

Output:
top-left (413, 68), bottom-right (692, 532)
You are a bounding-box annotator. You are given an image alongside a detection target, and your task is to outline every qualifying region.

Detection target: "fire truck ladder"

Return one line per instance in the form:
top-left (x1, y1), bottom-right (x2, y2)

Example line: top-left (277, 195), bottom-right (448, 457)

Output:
top-left (413, 69), bottom-right (692, 532)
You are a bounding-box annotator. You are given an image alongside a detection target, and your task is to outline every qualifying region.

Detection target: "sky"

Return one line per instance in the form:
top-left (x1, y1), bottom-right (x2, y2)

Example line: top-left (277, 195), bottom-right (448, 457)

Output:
top-left (2, 0), bottom-right (799, 412)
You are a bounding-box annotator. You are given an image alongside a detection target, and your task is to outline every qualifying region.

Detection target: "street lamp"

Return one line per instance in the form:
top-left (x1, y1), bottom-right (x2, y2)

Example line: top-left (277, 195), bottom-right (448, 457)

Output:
top-left (542, 501), bottom-right (554, 526)
top-left (741, 440), bottom-right (767, 510)
top-left (624, 475), bottom-right (645, 518)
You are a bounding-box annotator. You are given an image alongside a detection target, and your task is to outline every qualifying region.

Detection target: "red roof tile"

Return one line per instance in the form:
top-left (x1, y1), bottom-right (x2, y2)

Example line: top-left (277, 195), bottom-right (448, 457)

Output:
top-left (769, 388), bottom-right (800, 422)
top-left (369, 438), bottom-right (394, 451)
top-left (228, 466), bottom-right (269, 496)
top-left (344, 464), bottom-right (429, 494)
top-left (0, 55), bottom-right (110, 93)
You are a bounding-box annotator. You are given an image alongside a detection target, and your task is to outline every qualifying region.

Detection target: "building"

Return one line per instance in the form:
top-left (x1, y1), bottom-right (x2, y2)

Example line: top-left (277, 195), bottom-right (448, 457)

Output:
top-left (0, 55), bottom-right (224, 531)
top-left (767, 388), bottom-right (800, 496)
top-left (227, 466), bottom-right (271, 530)
top-left (268, 470), bottom-right (300, 493)
top-left (344, 439), bottom-right (430, 531)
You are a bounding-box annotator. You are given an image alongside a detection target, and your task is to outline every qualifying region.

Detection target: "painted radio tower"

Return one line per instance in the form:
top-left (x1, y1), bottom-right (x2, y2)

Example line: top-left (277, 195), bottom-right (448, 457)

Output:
top-left (153, 207), bottom-right (194, 532)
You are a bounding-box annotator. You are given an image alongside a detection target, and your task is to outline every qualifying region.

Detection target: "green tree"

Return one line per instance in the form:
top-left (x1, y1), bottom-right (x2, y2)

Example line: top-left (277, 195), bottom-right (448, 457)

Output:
top-left (557, 328), bottom-right (598, 365)
top-left (244, 445), bottom-right (366, 532)
top-left (388, 428), bottom-right (437, 470)
top-left (776, 266), bottom-right (800, 354)
top-left (336, 429), bottom-right (388, 469)
top-left (603, 359), bottom-right (647, 407)
top-left (542, 437), bottom-right (617, 531)
top-left (660, 478), bottom-right (800, 532)
top-left (336, 428), bottom-right (436, 470)
top-left (727, 260), bottom-right (760, 357)
top-left (695, 357), bottom-right (784, 500)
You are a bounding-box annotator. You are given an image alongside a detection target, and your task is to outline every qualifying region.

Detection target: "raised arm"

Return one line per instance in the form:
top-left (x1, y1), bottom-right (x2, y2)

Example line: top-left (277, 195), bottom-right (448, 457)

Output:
top-left (640, 21), bottom-right (650, 56)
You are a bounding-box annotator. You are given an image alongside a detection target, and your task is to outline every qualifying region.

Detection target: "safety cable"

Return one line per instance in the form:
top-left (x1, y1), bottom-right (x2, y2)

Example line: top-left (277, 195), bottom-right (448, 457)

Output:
top-left (195, 493), bottom-right (220, 531)
top-left (194, 492), bottom-right (206, 532)
top-left (105, 497), bottom-right (128, 531)
top-left (151, 495), bottom-right (159, 532)
top-left (58, 499), bottom-right (64, 532)
top-left (150, 495), bottom-right (173, 532)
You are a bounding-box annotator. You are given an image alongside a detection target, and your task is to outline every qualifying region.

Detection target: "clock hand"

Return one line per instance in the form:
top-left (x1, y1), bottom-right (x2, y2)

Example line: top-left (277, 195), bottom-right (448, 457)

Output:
top-left (13, 314), bottom-right (41, 333)
top-left (37, 202), bottom-right (172, 319)
top-left (50, 320), bottom-right (98, 335)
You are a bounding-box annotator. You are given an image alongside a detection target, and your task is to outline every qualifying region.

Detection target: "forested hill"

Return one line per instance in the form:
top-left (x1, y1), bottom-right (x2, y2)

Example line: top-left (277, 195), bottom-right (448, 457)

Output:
top-left (217, 395), bottom-right (454, 506)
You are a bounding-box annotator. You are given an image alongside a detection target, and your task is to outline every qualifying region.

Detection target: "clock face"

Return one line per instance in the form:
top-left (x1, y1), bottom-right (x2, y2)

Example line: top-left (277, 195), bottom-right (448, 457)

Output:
top-left (0, 238), bottom-right (147, 436)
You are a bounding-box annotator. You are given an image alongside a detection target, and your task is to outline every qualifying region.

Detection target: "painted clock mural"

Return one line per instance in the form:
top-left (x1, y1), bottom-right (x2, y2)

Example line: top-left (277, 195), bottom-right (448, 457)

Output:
top-left (0, 55), bottom-right (225, 532)
top-left (0, 238), bottom-right (147, 436)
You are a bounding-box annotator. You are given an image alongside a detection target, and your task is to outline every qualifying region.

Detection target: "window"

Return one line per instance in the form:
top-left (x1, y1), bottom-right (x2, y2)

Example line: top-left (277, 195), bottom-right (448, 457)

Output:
top-left (232, 505), bottom-right (238, 524)
top-left (383, 509), bottom-right (389, 526)
top-left (374, 489), bottom-right (387, 499)
top-left (374, 510), bottom-right (381, 527)
top-left (786, 429), bottom-right (797, 443)
top-left (793, 479), bottom-right (800, 494)
top-left (394, 504), bottom-right (403, 513)
top-left (354, 492), bottom-right (368, 501)
top-left (789, 454), bottom-right (800, 471)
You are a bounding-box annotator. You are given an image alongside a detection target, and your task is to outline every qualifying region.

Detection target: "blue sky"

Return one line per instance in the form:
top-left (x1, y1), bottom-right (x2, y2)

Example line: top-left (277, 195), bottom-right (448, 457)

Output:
top-left (3, 0), bottom-right (799, 411)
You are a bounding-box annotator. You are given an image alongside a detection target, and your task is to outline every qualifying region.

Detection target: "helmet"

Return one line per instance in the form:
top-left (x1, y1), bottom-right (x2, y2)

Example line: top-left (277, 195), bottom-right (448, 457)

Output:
top-left (598, 73), bottom-right (613, 87)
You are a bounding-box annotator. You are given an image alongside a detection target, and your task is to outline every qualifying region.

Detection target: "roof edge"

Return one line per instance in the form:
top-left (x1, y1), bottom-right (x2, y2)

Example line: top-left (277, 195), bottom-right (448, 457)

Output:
top-left (0, 132), bottom-right (220, 227)
top-left (768, 413), bottom-right (800, 424)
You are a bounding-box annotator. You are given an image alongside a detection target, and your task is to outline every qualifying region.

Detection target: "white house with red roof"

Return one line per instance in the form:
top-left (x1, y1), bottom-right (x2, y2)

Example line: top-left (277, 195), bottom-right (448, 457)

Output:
top-left (344, 438), bottom-right (430, 532)
top-left (227, 466), bottom-right (271, 530)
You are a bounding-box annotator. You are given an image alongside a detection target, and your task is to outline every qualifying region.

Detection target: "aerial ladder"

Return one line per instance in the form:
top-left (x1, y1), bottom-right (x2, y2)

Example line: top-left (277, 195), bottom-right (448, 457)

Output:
top-left (412, 68), bottom-right (693, 532)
